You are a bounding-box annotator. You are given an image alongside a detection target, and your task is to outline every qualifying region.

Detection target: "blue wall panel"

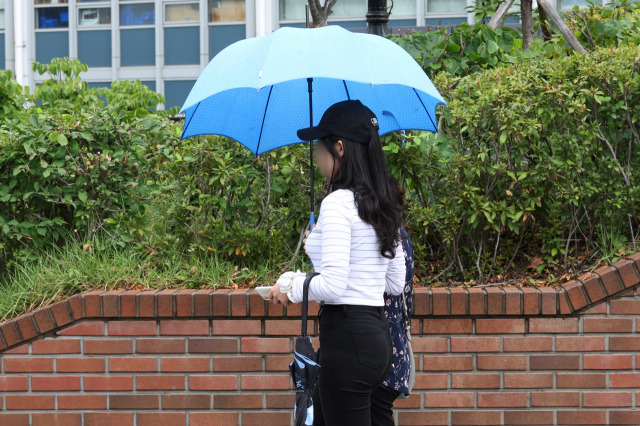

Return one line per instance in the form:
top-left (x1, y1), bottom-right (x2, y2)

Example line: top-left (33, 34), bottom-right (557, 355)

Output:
top-left (165, 80), bottom-right (196, 109)
top-left (164, 26), bottom-right (200, 65)
top-left (0, 34), bottom-right (5, 70)
top-left (120, 28), bottom-right (155, 66)
top-left (209, 25), bottom-right (245, 59)
top-left (36, 31), bottom-right (69, 64)
top-left (78, 30), bottom-right (112, 68)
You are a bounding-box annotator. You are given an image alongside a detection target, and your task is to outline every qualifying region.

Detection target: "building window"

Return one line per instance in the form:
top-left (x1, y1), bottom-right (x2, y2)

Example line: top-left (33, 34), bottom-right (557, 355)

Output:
top-left (120, 2), bottom-right (155, 26)
top-left (208, 0), bottom-right (245, 23)
top-left (0, 0), bottom-right (5, 31)
top-left (165, 2), bottom-right (200, 23)
top-left (35, 6), bottom-right (70, 29)
top-left (426, 0), bottom-right (467, 13)
top-left (78, 7), bottom-right (111, 26)
top-left (558, 0), bottom-right (591, 10)
top-left (280, 0), bottom-right (414, 21)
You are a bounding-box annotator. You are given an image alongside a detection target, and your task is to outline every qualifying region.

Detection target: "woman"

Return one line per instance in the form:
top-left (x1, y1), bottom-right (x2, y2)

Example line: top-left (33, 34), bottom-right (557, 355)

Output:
top-left (312, 225), bottom-right (414, 426)
top-left (267, 99), bottom-right (406, 425)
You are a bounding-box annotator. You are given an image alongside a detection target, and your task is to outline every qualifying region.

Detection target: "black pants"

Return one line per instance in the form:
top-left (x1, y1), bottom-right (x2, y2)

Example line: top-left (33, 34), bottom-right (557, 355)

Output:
top-left (311, 304), bottom-right (396, 426)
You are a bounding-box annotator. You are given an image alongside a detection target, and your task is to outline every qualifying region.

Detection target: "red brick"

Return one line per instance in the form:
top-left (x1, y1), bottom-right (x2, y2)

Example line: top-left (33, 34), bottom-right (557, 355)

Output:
top-left (214, 356), bottom-right (262, 371)
top-left (614, 259), bottom-right (640, 288)
top-left (477, 354), bottom-right (527, 370)
top-left (610, 298), bottom-right (640, 314)
top-left (595, 265), bottom-right (625, 292)
top-left (16, 316), bottom-right (38, 341)
top-left (190, 412), bottom-right (239, 426)
top-left (450, 410), bottom-right (501, 425)
top-left (584, 354), bottom-right (633, 369)
top-left (485, 287), bottom-right (504, 315)
top-left (556, 336), bottom-right (605, 351)
top-left (248, 291), bottom-right (267, 316)
top-left (451, 373), bottom-right (500, 389)
top-left (583, 391), bottom-right (632, 407)
top-left (32, 413), bottom-right (81, 426)
top-left (193, 290), bottom-right (212, 317)
top-left (423, 318), bottom-right (472, 334)
top-left (4, 357), bottom-right (54, 373)
top-left (476, 318), bottom-right (525, 334)
top-left (161, 356), bottom-right (210, 372)
top-left (57, 357), bottom-right (105, 373)
top-left (109, 357), bottom-right (157, 372)
top-left (539, 287), bottom-right (557, 315)
top-left (119, 290), bottom-right (138, 317)
top-left (102, 290), bottom-right (124, 318)
top-left (578, 274), bottom-right (606, 302)
top-left (0, 376), bottom-right (28, 391)
top-left (423, 355), bottom-right (473, 371)
top-left (531, 391), bottom-right (580, 406)
top-left (478, 391), bottom-right (527, 407)
top-left (530, 354), bottom-right (580, 370)
top-left (241, 374), bottom-right (291, 390)
top-left (57, 320), bottom-right (105, 336)
top-left (584, 317), bottom-right (634, 333)
top-left (413, 373), bottom-right (448, 389)
top-left (84, 338), bottom-right (132, 354)
top-left (468, 287), bottom-right (486, 315)
top-left (32, 375), bottom-right (81, 391)
top-left (58, 394), bottom-right (107, 409)
top-left (159, 319), bottom-right (208, 335)
top-left (2, 344), bottom-right (28, 354)
top-left (188, 337), bottom-right (237, 353)
top-left (212, 289), bottom-right (230, 316)
top-left (161, 394), bottom-right (210, 409)
top-left (136, 375), bottom-right (184, 390)
top-left (212, 319), bottom-right (261, 335)
top-left (31, 338), bottom-right (81, 354)
top-left (393, 393), bottom-right (422, 408)
top-left (85, 376), bottom-right (133, 391)
top-left (446, 287), bottom-right (465, 315)
top-left (137, 290), bottom-right (158, 317)
top-left (156, 289), bottom-right (176, 317)
top-left (108, 320), bottom-right (156, 335)
top-left (0, 321), bottom-right (21, 347)
top-left (0, 413), bottom-right (29, 426)
top-left (431, 288), bottom-right (449, 315)
top-left (241, 337), bottom-right (290, 353)
top-left (523, 287), bottom-right (541, 315)
top-left (451, 336), bottom-right (500, 352)
top-left (413, 289), bottom-right (429, 315)
top-left (610, 336), bottom-right (640, 351)
top-left (610, 372), bottom-right (640, 388)
top-left (264, 355), bottom-right (293, 371)
top-left (503, 336), bottom-right (553, 352)
top-left (398, 411), bottom-right (449, 426)
top-left (504, 372), bottom-right (553, 388)
top-left (66, 294), bottom-right (83, 321)
top-left (411, 336), bottom-right (448, 353)
top-left (504, 411), bottom-right (555, 425)
top-left (267, 301), bottom-right (284, 317)
top-left (84, 412), bottom-right (134, 426)
top-left (264, 319), bottom-right (314, 335)
top-left (83, 290), bottom-right (104, 318)
top-left (137, 338), bottom-right (186, 353)
top-left (5, 395), bottom-right (55, 410)
top-left (529, 317), bottom-right (578, 333)
top-left (231, 289), bottom-right (247, 316)
top-left (424, 392), bottom-right (474, 407)
top-left (175, 289), bottom-right (195, 317)
top-left (503, 286), bottom-right (522, 315)
top-left (557, 372), bottom-right (606, 388)
top-left (609, 410), bottom-right (640, 425)
top-left (188, 374), bottom-right (238, 391)
top-left (214, 393), bottom-right (263, 409)
top-left (137, 412), bottom-right (186, 426)
top-left (241, 412), bottom-right (292, 426)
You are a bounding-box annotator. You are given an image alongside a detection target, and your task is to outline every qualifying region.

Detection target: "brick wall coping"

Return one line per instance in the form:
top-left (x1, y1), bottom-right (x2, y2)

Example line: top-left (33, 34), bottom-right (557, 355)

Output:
top-left (1, 253), bottom-right (638, 354)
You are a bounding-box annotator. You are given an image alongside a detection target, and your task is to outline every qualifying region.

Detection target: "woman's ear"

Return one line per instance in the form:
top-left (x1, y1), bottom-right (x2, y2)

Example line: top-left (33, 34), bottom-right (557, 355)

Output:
top-left (335, 140), bottom-right (344, 159)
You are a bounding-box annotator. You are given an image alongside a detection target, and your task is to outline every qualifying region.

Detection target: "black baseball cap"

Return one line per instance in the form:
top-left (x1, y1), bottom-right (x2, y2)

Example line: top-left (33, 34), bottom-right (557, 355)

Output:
top-left (297, 99), bottom-right (379, 144)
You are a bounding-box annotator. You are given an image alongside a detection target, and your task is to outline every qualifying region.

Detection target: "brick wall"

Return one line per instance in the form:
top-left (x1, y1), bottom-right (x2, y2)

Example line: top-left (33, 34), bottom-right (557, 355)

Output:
top-left (1, 253), bottom-right (639, 426)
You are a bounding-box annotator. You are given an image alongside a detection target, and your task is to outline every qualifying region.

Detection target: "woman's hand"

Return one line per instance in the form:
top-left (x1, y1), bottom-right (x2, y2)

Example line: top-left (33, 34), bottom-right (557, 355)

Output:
top-left (303, 223), bottom-right (316, 244)
top-left (267, 283), bottom-right (292, 306)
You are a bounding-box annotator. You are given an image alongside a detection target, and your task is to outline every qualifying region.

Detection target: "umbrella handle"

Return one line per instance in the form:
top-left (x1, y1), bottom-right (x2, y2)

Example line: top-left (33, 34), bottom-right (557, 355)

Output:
top-left (309, 213), bottom-right (315, 267)
top-left (301, 272), bottom-right (320, 337)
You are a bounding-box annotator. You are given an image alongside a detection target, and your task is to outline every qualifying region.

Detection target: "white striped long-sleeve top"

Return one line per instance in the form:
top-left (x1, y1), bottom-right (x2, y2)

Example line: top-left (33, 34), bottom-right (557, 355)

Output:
top-left (290, 188), bottom-right (406, 306)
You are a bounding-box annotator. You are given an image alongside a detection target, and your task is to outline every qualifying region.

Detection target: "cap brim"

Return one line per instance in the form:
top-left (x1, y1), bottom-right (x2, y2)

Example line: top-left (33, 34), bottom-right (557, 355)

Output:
top-left (297, 126), bottom-right (330, 141)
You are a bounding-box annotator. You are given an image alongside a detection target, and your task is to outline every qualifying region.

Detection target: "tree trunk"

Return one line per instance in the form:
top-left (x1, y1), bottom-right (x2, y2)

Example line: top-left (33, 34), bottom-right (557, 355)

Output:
top-left (488, 0), bottom-right (516, 30)
top-left (520, 0), bottom-right (535, 50)
top-left (308, 0), bottom-right (338, 27)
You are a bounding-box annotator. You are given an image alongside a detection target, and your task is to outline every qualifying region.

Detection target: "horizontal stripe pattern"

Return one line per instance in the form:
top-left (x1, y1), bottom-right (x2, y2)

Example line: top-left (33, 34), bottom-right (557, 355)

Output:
top-left (292, 188), bottom-right (405, 306)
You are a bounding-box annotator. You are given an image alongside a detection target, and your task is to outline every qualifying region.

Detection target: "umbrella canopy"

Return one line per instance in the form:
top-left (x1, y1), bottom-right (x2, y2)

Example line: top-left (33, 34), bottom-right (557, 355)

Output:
top-left (180, 25), bottom-right (446, 155)
top-left (289, 272), bottom-right (320, 426)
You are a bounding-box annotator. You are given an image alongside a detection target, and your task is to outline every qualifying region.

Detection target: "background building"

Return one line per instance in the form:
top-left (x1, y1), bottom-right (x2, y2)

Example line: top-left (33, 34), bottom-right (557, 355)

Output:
top-left (0, 0), bottom-right (604, 109)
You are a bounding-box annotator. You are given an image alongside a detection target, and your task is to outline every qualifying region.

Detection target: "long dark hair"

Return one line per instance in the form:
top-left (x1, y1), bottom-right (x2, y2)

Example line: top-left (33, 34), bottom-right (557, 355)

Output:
top-left (318, 130), bottom-right (404, 259)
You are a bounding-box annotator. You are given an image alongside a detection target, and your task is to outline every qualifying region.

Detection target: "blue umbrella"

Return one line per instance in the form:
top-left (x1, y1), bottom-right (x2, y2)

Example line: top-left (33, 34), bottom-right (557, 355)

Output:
top-left (180, 24), bottom-right (446, 228)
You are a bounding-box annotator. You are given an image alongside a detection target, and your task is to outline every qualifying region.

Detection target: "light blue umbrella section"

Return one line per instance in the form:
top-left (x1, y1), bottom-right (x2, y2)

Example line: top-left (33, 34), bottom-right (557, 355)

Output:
top-left (180, 25), bottom-right (446, 156)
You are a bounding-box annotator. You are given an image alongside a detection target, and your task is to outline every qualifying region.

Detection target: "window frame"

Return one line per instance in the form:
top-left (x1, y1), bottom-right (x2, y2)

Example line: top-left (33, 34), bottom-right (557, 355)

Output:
top-left (164, 1), bottom-right (200, 25)
top-left (34, 3), bottom-right (71, 31)
top-left (77, 2), bottom-right (112, 28)
top-left (118, 0), bottom-right (156, 28)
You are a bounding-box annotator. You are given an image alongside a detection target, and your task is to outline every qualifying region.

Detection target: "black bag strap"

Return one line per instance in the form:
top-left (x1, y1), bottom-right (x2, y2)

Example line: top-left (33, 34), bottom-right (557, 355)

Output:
top-left (301, 272), bottom-right (320, 337)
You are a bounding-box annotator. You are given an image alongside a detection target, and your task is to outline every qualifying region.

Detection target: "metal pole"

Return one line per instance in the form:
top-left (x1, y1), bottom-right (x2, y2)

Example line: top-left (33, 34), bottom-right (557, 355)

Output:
top-left (366, 0), bottom-right (389, 36)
